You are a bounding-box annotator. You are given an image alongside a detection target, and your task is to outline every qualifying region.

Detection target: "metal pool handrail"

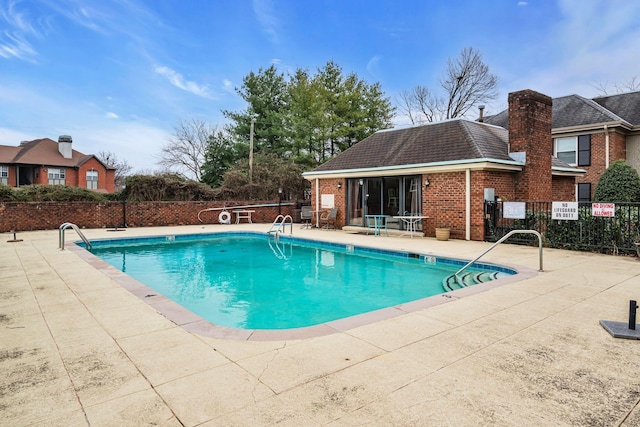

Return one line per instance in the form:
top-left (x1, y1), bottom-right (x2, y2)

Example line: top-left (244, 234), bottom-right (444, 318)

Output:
top-left (268, 214), bottom-right (293, 237)
top-left (453, 229), bottom-right (543, 278)
top-left (59, 222), bottom-right (92, 251)
top-left (197, 202), bottom-right (295, 223)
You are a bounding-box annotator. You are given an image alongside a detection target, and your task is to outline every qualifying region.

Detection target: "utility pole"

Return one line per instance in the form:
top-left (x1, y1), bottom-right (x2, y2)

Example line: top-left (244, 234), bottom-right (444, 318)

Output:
top-left (249, 117), bottom-right (256, 184)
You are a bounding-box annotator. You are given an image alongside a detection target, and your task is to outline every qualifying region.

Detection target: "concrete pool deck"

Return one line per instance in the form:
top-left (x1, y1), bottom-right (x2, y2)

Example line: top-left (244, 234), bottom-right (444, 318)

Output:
top-left (2, 224), bottom-right (639, 426)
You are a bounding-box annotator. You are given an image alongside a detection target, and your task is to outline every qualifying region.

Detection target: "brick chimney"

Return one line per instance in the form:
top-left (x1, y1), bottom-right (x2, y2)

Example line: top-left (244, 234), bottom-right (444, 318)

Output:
top-left (508, 90), bottom-right (552, 201)
top-left (58, 135), bottom-right (73, 159)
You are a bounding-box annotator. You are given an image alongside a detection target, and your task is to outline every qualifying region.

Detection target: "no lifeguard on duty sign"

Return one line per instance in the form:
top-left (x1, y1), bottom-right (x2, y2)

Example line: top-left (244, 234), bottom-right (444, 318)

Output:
top-left (552, 202), bottom-right (578, 220)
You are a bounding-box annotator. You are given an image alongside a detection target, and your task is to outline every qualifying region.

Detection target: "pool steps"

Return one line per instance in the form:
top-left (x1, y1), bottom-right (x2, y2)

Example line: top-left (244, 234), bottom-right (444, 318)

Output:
top-left (442, 271), bottom-right (499, 291)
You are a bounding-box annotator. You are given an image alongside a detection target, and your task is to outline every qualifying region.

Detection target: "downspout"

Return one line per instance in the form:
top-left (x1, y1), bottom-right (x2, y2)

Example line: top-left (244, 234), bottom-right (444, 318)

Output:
top-left (604, 124), bottom-right (610, 168)
top-left (465, 168), bottom-right (471, 240)
top-left (315, 178), bottom-right (320, 227)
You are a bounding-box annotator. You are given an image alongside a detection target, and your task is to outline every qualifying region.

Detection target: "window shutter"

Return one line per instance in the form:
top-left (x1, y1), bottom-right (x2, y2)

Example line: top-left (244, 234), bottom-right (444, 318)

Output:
top-left (577, 182), bottom-right (591, 202)
top-left (578, 135), bottom-right (591, 166)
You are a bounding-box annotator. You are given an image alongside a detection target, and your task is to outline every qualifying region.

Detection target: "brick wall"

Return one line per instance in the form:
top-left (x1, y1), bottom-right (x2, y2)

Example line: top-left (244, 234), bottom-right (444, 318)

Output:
top-left (473, 170), bottom-right (518, 240)
top-left (552, 176), bottom-right (577, 201)
top-left (4, 161), bottom-right (115, 193)
top-left (422, 172), bottom-right (467, 239)
top-left (75, 157), bottom-right (116, 193)
top-left (508, 90), bottom-right (553, 201)
top-left (0, 200), bottom-right (295, 233)
top-left (577, 130), bottom-right (628, 199)
top-left (310, 178), bottom-right (346, 228)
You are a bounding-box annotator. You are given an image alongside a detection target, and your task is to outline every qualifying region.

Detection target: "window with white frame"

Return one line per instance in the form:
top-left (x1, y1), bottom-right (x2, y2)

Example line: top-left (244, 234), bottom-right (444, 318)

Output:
top-left (48, 167), bottom-right (66, 185)
top-left (554, 135), bottom-right (591, 166)
top-left (86, 170), bottom-right (98, 189)
top-left (0, 165), bottom-right (8, 185)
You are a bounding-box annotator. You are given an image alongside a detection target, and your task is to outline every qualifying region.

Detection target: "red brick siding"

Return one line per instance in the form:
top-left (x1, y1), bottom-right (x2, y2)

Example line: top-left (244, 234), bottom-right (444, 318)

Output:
top-left (0, 201), bottom-right (295, 233)
top-left (4, 165), bottom-right (17, 186)
top-left (76, 158), bottom-right (116, 192)
top-left (422, 172), bottom-right (466, 239)
top-left (310, 178), bottom-right (346, 228)
top-left (575, 131), bottom-right (627, 200)
top-left (3, 159), bottom-right (115, 193)
top-left (552, 176), bottom-right (577, 201)
top-left (35, 166), bottom-right (48, 185)
top-left (508, 90), bottom-right (553, 201)
top-left (472, 171), bottom-right (517, 240)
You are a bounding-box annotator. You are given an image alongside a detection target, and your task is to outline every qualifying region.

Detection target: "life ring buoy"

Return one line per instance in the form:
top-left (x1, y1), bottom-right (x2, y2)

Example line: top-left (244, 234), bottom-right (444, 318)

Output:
top-left (218, 211), bottom-right (231, 224)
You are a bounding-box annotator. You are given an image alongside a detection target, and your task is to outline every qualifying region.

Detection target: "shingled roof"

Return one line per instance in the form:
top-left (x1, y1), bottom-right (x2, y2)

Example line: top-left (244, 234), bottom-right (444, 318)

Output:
top-left (0, 138), bottom-right (113, 169)
top-left (313, 119), bottom-right (513, 172)
top-left (593, 91), bottom-right (640, 126)
top-left (485, 91), bottom-right (639, 129)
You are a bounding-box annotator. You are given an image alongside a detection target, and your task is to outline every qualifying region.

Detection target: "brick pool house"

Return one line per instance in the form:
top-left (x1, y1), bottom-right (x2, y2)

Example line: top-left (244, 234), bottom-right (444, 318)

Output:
top-left (302, 89), bottom-right (586, 241)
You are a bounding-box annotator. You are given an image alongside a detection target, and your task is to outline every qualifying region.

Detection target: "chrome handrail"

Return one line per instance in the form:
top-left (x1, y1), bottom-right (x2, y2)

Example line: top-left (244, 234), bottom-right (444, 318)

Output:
top-left (59, 222), bottom-right (92, 250)
top-left (453, 230), bottom-right (543, 278)
top-left (268, 215), bottom-right (293, 236)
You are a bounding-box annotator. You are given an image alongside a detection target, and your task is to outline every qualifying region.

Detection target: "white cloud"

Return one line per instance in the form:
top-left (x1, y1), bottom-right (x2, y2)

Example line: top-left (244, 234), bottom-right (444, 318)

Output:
top-left (366, 55), bottom-right (382, 76)
top-left (154, 65), bottom-right (214, 99)
top-left (0, 127), bottom-right (39, 144)
top-left (253, 0), bottom-right (279, 43)
top-left (76, 122), bottom-right (170, 173)
top-left (504, 0), bottom-right (640, 99)
top-left (0, 80), bottom-right (170, 172)
top-left (0, 0), bottom-right (40, 61)
top-left (222, 79), bottom-right (234, 94)
top-left (517, 1), bottom-right (528, 6)
top-left (105, 111), bottom-right (118, 119)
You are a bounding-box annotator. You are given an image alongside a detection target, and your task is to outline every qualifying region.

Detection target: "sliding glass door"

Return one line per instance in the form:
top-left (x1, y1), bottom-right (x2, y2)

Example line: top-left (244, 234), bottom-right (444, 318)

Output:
top-left (346, 175), bottom-right (422, 230)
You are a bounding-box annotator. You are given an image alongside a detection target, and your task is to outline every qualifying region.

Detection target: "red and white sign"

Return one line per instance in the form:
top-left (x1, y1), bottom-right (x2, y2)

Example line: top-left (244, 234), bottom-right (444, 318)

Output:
top-left (592, 203), bottom-right (615, 217)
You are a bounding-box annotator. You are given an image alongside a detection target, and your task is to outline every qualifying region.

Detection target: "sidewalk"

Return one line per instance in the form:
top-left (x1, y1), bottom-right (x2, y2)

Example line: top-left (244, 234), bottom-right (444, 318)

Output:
top-left (1, 225), bottom-right (639, 426)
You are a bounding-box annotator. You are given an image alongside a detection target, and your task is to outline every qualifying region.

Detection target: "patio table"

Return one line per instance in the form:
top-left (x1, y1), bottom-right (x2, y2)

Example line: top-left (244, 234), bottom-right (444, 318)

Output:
top-left (233, 210), bottom-right (255, 224)
top-left (393, 215), bottom-right (429, 238)
top-left (365, 214), bottom-right (390, 236)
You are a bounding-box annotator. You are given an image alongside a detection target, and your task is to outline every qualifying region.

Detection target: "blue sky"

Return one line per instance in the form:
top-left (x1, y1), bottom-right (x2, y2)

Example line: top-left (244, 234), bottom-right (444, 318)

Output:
top-left (1, 0), bottom-right (639, 173)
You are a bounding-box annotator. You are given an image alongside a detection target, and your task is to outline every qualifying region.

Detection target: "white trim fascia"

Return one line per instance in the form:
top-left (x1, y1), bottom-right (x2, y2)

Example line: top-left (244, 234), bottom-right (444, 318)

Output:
top-left (552, 166), bottom-right (586, 176)
top-left (552, 121), bottom-right (632, 135)
top-left (302, 158), bottom-right (524, 180)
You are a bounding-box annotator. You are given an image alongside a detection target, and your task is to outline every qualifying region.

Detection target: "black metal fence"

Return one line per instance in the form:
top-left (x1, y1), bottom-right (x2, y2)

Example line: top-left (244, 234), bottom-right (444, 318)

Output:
top-left (484, 201), bottom-right (640, 255)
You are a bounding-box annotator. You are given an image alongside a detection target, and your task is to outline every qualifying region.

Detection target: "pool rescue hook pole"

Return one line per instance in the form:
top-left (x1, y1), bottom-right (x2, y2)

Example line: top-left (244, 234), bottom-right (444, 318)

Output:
top-left (630, 300), bottom-right (638, 330)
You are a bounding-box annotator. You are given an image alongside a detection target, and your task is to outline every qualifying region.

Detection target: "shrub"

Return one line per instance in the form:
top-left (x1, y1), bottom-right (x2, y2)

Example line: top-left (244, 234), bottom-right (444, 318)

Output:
top-left (593, 160), bottom-right (640, 202)
top-left (122, 174), bottom-right (217, 201)
top-left (1, 185), bottom-right (109, 202)
top-left (216, 153), bottom-right (308, 201)
top-left (0, 184), bottom-right (15, 202)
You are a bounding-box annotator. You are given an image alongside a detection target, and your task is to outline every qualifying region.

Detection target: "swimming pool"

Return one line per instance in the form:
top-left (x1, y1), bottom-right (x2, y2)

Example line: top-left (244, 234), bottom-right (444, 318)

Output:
top-left (85, 232), bottom-right (516, 330)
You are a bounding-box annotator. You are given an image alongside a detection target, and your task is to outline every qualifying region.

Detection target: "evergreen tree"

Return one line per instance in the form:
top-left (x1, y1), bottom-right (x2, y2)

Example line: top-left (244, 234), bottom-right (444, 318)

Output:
top-left (593, 160), bottom-right (640, 202)
top-left (201, 127), bottom-right (242, 188)
top-left (223, 61), bottom-right (395, 168)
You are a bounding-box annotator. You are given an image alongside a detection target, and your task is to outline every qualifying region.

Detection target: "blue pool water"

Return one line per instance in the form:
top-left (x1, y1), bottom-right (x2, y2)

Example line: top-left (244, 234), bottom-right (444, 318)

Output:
top-left (87, 232), bottom-right (515, 330)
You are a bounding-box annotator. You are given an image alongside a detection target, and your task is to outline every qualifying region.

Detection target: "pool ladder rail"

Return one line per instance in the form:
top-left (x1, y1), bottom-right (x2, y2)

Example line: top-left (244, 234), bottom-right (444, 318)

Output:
top-left (59, 222), bottom-right (92, 251)
top-left (442, 229), bottom-right (543, 292)
top-left (268, 214), bottom-right (293, 239)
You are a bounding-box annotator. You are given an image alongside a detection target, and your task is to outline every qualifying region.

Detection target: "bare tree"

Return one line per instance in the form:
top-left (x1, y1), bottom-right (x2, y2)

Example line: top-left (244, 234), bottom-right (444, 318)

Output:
top-left (593, 76), bottom-right (640, 96)
top-left (157, 119), bottom-right (212, 181)
top-left (398, 47), bottom-right (498, 123)
top-left (97, 150), bottom-right (133, 190)
top-left (397, 85), bottom-right (439, 125)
